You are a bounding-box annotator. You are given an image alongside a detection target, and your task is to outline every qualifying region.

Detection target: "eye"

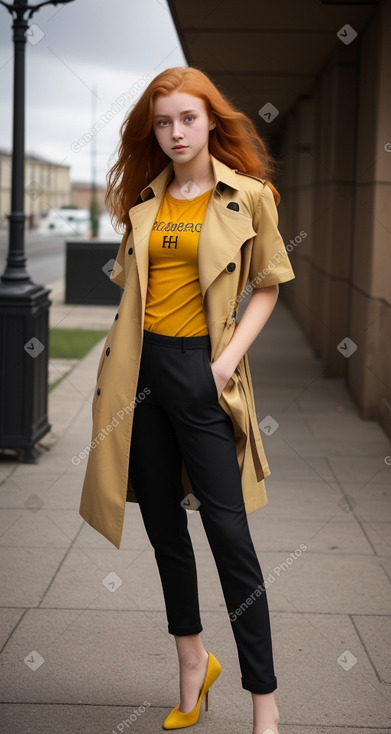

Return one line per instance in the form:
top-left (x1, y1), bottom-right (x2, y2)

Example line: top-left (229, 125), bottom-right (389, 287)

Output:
top-left (184, 115), bottom-right (195, 123)
top-left (157, 120), bottom-right (170, 127)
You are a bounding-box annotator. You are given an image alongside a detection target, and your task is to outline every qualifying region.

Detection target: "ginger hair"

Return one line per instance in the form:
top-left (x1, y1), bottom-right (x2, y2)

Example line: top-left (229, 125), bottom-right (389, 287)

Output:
top-left (105, 66), bottom-right (281, 231)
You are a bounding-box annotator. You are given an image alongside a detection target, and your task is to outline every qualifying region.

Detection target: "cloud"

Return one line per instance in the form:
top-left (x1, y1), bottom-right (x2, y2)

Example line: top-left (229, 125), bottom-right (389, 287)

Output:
top-left (0, 0), bottom-right (187, 184)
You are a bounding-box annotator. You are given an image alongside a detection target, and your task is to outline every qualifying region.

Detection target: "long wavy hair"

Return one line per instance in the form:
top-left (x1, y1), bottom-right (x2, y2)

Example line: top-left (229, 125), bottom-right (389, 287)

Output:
top-left (105, 66), bottom-right (281, 231)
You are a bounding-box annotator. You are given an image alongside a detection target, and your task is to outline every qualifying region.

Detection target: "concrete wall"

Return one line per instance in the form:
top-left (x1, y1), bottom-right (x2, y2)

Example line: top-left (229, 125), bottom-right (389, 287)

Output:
top-left (277, 0), bottom-right (391, 437)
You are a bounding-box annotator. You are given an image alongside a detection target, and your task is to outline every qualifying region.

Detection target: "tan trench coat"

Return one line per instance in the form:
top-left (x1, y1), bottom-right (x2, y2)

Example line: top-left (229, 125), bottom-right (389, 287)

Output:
top-left (79, 154), bottom-right (295, 549)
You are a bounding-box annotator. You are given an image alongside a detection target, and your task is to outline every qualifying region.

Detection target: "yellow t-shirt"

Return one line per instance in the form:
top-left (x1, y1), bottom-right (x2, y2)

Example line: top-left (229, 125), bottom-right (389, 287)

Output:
top-left (144, 187), bottom-right (213, 336)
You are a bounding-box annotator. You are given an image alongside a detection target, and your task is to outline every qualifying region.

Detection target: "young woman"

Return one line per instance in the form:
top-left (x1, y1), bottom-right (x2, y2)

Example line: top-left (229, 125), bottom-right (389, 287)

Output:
top-left (79, 66), bottom-right (295, 733)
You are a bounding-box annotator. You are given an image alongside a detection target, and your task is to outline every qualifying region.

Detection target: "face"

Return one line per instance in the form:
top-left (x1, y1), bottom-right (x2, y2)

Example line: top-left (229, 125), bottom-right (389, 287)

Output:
top-left (152, 91), bottom-right (215, 163)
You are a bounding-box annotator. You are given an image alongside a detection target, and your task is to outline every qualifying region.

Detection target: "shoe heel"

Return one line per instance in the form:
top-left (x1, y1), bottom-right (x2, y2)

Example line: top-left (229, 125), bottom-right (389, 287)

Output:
top-left (204, 689), bottom-right (208, 712)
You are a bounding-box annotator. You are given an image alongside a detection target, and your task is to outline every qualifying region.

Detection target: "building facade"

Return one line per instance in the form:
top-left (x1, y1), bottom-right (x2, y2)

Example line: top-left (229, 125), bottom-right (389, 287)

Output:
top-left (0, 149), bottom-right (71, 229)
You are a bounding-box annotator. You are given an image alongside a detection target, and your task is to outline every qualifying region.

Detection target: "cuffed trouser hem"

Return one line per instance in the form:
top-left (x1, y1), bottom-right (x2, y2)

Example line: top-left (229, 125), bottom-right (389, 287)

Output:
top-left (168, 623), bottom-right (203, 636)
top-left (241, 675), bottom-right (277, 694)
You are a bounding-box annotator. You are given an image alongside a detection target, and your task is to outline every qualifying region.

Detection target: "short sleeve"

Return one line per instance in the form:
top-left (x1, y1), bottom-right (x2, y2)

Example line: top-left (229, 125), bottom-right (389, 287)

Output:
top-left (248, 184), bottom-right (295, 288)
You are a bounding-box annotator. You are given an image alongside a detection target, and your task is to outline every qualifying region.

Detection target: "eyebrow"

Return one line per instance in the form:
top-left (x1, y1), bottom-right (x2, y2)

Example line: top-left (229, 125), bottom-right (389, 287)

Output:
top-left (153, 109), bottom-right (198, 118)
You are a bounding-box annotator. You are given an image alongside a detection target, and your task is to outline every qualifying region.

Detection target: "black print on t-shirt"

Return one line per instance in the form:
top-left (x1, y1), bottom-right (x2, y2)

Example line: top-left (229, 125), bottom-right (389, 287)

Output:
top-left (162, 235), bottom-right (178, 249)
top-left (153, 220), bottom-right (203, 233)
top-left (153, 219), bottom-right (204, 251)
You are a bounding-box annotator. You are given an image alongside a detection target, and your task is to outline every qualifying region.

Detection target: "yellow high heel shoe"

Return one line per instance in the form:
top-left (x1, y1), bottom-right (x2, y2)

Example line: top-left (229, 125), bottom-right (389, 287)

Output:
top-left (162, 650), bottom-right (221, 730)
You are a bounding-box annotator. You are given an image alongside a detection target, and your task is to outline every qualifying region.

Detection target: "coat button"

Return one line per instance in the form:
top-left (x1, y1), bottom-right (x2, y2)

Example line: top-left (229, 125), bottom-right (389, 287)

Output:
top-left (115, 313), bottom-right (119, 320)
top-left (106, 347), bottom-right (110, 356)
top-left (226, 262), bottom-right (236, 272)
top-left (97, 387), bottom-right (101, 395)
top-left (128, 247), bottom-right (133, 255)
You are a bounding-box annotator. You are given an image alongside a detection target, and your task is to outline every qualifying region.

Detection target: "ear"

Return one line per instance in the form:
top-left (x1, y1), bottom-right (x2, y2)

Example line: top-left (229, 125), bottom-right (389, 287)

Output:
top-left (209, 119), bottom-right (216, 130)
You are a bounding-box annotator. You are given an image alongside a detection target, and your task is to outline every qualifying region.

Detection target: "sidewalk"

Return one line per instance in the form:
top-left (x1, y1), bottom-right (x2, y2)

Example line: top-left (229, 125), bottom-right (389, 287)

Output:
top-left (47, 279), bottom-right (119, 390)
top-left (0, 281), bottom-right (390, 734)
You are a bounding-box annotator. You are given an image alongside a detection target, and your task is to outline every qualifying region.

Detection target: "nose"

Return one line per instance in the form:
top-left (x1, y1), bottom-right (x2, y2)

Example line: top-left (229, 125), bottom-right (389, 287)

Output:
top-left (171, 120), bottom-right (183, 139)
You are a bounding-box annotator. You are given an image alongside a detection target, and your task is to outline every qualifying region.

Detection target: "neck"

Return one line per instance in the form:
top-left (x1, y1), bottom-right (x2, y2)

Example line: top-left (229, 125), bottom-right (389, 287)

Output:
top-left (172, 148), bottom-right (214, 189)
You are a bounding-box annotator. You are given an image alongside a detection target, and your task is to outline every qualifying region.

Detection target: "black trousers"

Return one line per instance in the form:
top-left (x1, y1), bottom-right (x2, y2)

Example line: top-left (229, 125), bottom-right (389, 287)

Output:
top-left (128, 328), bottom-right (277, 694)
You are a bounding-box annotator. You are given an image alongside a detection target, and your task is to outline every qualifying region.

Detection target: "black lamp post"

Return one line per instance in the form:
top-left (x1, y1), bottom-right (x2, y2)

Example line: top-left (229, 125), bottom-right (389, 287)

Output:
top-left (0, 0), bottom-right (75, 462)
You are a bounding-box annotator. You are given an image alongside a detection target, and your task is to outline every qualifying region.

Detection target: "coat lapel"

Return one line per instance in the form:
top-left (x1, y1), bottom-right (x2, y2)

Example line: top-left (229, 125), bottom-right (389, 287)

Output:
top-left (197, 193), bottom-right (256, 302)
top-left (128, 155), bottom-right (257, 307)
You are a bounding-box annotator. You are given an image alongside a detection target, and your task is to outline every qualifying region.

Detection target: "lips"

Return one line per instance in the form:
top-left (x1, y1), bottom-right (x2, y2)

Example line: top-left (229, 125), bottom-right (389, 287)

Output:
top-left (172, 146), bottom-right (188, 150)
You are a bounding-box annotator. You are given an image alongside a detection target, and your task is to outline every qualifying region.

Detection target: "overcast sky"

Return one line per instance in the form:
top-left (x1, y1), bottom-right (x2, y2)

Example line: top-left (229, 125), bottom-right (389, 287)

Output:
top-left (0, 0), bottom-right (187, 185)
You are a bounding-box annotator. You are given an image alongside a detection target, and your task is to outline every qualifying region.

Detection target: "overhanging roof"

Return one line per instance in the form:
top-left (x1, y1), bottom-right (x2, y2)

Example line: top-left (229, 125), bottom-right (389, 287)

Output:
top-left (167, 0), bottom-right (378, 137)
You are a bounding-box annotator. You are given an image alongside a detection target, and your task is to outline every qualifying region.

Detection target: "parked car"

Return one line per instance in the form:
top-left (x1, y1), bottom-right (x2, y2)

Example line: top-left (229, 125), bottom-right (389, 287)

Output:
top-left (37, 208), bottom-right (90, 236)
top-left (37, 209), bottom-right (119, 239)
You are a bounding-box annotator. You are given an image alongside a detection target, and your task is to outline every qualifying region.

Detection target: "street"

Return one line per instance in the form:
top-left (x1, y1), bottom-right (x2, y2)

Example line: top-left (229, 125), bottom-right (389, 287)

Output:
top-left (0, 229), bottom-right (67, 285)
top-left (0, 229), bottom-right (121, 287)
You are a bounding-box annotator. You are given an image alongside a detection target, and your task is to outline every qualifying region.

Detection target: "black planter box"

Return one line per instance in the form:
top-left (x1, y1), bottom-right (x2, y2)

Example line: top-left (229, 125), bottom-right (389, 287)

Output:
top-left (65, 239), bottom-right (122, 306)
top-left (0, 282), bottom-right (51, 462)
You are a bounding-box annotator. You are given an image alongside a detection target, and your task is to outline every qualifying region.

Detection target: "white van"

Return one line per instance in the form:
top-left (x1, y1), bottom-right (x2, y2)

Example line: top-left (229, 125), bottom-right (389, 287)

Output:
top-left (37, 208), bottom-right (91, 236)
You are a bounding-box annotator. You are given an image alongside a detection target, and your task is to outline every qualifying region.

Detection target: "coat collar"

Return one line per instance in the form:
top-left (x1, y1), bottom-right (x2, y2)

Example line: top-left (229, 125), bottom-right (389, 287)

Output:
top-left (128, 154), bottom-right (257, 306)
top-left (138, 154), bottom-right (241, 202)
